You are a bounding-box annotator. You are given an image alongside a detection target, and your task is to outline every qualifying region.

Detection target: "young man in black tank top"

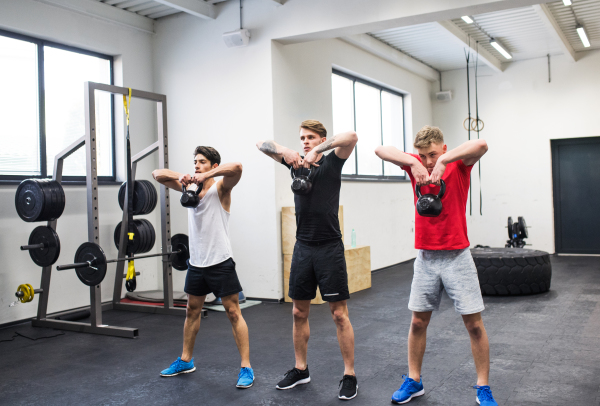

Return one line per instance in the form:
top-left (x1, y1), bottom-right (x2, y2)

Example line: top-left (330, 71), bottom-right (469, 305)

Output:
top-left (152, 147), bottom-right (254, 389)
top-left (257, 120), bottom-right (359, 400)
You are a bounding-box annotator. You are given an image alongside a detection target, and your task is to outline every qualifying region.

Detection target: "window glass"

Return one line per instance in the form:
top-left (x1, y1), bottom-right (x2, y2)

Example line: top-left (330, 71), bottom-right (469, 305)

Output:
top-left (331, 74), bottom-right (355, 175)
top-left (381, 91), bottom-right (405, 176)
top-left (0, 36), bottom-right (40, 175)
top-left (354, 82), bottom-right (383, 176)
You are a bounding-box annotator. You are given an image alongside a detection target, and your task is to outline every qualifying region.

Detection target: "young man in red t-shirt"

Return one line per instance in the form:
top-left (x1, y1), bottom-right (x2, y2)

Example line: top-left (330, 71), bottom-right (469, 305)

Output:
top-left (375, 126), bottom-right (498, 406)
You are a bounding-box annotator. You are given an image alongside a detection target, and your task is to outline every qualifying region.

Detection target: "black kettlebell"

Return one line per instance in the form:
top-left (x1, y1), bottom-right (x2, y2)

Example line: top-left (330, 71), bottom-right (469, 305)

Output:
top-left (290, 167), bottom-right (313, 195)
top-left (180, 184), bottom-right (203, 208)
top-left (416, 179), bottom-right (446, 217)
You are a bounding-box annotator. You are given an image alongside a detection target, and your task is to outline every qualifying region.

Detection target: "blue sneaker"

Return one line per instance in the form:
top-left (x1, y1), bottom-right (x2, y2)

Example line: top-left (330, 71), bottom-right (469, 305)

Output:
top-left (236, 367), bottom-right (255, 388)
top-left (160, 357), bottom-right (196, 377)
top-left (474, 385), bottom-right (498, 406)
top-left (391, 375), bottom-right (424, 404)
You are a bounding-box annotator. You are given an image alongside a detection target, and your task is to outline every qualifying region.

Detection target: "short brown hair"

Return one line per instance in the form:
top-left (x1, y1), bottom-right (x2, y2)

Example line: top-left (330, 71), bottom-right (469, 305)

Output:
top-left (414, 125), bottom-right (444, 148)
top-left (193, 146), bottom-right (221, 166)
top-left (300, 120), bottom-right (327, 138)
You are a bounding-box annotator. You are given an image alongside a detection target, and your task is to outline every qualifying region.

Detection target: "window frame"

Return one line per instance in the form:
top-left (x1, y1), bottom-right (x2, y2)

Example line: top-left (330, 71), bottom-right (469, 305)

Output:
top-left (0, 28), bottom-right (116, 185)
top-left (333, 69), bottom-right (409, 183)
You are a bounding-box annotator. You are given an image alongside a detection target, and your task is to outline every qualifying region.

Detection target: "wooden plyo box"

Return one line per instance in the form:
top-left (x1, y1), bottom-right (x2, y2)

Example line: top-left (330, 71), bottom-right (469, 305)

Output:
top-left (281, 205), bottom-right (371, 305)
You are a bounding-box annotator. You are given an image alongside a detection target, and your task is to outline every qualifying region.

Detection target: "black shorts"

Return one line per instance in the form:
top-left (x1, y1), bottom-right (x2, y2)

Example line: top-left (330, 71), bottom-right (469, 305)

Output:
top-left (184, 257), bottom-right (243, 298)
top-left (289, 239), bottom-right (349, 302)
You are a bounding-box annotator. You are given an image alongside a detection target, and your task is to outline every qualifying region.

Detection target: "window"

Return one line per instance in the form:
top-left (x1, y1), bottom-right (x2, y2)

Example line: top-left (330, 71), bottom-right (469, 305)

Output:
top-left (332, 70), bottom-right (406, 180)
top-left (0, 29), bottom-right (114, 182)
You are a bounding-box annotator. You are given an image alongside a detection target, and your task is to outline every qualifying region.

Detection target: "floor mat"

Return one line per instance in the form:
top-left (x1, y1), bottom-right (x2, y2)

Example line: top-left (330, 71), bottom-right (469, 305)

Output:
top-left (14, 328), bottom-right (65, 340)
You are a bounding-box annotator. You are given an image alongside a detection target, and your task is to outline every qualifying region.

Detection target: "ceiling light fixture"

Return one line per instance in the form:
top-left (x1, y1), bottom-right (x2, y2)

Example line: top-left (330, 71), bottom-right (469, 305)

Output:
top-left (576, 24), bottom-right (591, 47)
top-left (461, 15), bottom-right (474, 24)
top-left (562, 0), bottom-right (572, 5)
top-left (490, 38), bottom-right (512, 59)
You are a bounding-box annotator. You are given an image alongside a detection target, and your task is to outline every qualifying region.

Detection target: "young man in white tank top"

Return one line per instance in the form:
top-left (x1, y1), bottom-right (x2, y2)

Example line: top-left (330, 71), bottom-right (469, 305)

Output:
top-left (152, 146), bottom-right (254, 389)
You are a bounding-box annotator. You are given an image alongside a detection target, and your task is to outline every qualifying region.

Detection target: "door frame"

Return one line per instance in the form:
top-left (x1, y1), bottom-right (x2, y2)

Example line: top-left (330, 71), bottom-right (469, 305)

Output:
top-left (551, 136), bottom-right (600, 254)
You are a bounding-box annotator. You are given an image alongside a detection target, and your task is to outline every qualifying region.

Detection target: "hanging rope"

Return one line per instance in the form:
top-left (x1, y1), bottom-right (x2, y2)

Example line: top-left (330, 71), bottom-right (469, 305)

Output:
top-left (464, 46), bottom-right (472, 216)
top-left (474, 42), bottom-right (482, 216)
top-left (123, 88), bottom-right (136, 292)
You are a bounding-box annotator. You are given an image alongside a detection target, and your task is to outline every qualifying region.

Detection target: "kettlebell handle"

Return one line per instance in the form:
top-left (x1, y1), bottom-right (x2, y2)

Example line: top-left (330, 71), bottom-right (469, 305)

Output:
top-left (416, 179), bottom-right (446, 199)
top-left (290, 166), bottom-right (312, 179)
top-left (181, 184), bottom-right (203, 196)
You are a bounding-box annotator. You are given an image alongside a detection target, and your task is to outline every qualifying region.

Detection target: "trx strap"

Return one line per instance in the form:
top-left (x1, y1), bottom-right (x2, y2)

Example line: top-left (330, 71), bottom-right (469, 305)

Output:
top-left (474, 43), bottom-right (482, 215)
top-left (464, 47), bottom-right (472, 216)
top-left (123, 89), bottom-right (136, 292)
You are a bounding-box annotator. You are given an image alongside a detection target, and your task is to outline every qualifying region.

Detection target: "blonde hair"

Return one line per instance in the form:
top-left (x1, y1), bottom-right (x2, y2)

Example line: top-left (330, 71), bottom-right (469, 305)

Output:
top-left (300, 120), bottom-right (327, 138)
top-left (413, 125), bottom-right (444, 148)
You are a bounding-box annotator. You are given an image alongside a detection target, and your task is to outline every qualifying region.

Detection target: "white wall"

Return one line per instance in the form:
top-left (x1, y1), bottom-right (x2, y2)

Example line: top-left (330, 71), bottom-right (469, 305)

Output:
top-left (0, 0), bottom-right (157, 324)
top-left (272, 39), bottom-right (433, 272)
top-left (433, 51), bottom-right (600, 253)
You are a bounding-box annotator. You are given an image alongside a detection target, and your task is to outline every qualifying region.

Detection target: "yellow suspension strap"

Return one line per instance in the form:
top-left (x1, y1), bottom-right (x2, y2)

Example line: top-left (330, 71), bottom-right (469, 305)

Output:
top-left (123, 88), bottom-right (137, 292)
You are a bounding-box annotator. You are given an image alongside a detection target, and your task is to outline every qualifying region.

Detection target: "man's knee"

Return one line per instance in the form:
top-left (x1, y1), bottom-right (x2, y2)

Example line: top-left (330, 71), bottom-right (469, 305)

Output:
top-left (186, 304), bottom-right (202, 319)
top-left (226, 306), bottom-right (241, 323)
top-left (410, 316), bottom-right (430, 332)
top-left (465, 321), bottom-right (484, 339)
top-left (293, 306), bottom-right (309, 321)
top-left (331, 308), bottom-right (348, 326)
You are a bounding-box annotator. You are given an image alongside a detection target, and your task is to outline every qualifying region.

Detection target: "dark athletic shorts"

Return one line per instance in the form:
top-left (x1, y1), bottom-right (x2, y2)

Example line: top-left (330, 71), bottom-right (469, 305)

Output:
top-left (184, 257), bottom-right (243, 298)
top-left (289, 239), bottom-right (349, 302)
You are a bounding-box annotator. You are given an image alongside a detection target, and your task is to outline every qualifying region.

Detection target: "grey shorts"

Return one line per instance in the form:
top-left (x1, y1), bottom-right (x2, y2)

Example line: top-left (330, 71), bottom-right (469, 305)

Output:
top-left (408, 248), bottom-right (485, 315)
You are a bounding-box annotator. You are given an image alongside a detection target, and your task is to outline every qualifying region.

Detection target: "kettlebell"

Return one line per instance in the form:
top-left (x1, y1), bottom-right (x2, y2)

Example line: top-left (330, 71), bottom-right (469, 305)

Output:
top-left (180, 184), bottom-right (203, 208)
top-left (416, 179), bottom-right (446, 217)
top-left (290, 167), bottom-right (313, 195)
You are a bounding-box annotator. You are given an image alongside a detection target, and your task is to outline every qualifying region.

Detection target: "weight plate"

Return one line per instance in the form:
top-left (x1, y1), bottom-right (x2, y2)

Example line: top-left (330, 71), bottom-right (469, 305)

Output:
top-left (170, 233), bottom-right (189, 271)
top-left (118, 180), bottom-right (157, 215)
top-left (115, 221), bottom-right (141, 254)
top-left (511, 222), bottom-right (519, 239)
top-left (74, 242), bottom-right (107, 287)
top-left (518, 216), bottom-right (528, 239)
top-left (15, 180), bottom-right (44, 222)
top-left (28, 226), bottom-right (61, 267)
top-left (114, 220), bottom-right (156, 254)
top-left (507, 216), bottom-right (513, 239)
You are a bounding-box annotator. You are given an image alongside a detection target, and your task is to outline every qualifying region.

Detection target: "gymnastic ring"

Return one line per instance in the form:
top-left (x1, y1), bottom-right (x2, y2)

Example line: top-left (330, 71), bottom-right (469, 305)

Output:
top-left (471, 118), bottom-right (484, 132)
top-left (463, 117), bottom-right (474, 131)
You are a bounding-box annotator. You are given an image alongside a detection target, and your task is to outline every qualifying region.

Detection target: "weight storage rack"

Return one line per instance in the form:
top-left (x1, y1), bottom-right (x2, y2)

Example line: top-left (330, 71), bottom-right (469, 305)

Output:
top-left (30, 82), bottom-right (205, 339)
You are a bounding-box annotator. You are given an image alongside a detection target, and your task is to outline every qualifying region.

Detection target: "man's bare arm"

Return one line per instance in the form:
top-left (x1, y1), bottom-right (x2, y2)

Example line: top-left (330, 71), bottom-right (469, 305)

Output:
top-left (256, 140), bottom-right (302, 169)
top-left (152, 169), bottom-right (183, 191)
top-left (439, 139), bottom-right (488, 167)
top-left (374, 146), bottom-right (419, 167)
top-left (194, 162), bottom-right (243, 191)
top-left (314, 131), bottom-right (358, 159)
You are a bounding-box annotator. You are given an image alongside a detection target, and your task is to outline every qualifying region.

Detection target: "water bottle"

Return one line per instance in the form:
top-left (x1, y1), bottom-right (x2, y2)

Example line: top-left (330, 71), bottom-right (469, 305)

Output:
top-left (351, 229), bottom-right (356, 248)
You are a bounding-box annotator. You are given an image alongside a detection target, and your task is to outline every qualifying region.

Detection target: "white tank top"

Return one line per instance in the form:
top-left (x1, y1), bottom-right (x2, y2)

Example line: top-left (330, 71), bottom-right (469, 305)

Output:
top-left (187, 182), bottom-right (233, 267)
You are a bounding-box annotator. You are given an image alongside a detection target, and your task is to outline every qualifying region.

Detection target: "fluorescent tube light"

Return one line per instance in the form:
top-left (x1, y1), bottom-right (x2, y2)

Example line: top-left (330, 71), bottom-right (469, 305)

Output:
top-left (461, 16), bottom-right (474, 24)
top-left (576, 24), bottom-right (591, 47)
top-left (490, 38), bottom-right (512, 59)
top-left (563, 0), bottom-right (572, 5)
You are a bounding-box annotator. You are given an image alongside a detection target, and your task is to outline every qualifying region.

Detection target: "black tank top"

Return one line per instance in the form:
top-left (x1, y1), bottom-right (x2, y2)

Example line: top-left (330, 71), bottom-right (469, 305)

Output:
top-left (282, 151), bottom-right (347, 243)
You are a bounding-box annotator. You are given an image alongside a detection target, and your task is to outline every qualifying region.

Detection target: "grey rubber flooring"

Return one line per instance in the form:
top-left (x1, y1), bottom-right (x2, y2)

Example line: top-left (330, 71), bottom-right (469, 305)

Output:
top-left (1, 255), bottom-right (599, 405)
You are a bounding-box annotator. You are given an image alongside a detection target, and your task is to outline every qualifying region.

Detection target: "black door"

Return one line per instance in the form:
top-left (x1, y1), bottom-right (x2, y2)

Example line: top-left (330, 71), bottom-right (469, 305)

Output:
top-left (551, 136), bottom-right (600, 254)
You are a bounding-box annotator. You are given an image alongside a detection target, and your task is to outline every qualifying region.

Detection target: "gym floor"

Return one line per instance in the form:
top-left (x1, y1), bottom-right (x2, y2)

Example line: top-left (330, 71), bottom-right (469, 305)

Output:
top-left (1, 256), bottom-right (599, 406)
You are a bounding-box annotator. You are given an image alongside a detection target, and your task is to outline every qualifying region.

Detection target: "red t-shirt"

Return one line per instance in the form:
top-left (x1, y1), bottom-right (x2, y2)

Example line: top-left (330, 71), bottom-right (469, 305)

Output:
top-left (402, 153), bottom-right (472, 250)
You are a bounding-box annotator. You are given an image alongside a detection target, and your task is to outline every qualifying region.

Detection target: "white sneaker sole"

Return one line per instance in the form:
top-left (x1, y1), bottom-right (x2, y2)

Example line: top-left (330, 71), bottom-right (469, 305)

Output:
top-left (236, 380), bottom-right (254, 389)
top-left (160, 366), bottom-right (196, 377)
top-left (276, 377), bottom-right (311, 389)
top-left (392, 389), bottom-right (425, 404)
top-left (476, 396), bottom-right (480, 405)
top-left (339, 385), bottom-right (358, 400)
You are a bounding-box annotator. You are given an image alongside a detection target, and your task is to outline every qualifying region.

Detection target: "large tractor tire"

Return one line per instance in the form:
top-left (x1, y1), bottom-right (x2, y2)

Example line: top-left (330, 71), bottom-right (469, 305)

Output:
top-left (471, 248), bottom-right (552, 296)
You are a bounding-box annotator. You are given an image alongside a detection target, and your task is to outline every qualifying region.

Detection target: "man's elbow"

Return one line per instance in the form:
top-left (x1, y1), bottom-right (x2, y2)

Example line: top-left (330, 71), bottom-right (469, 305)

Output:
top-left (233, 162), bottom-right (243, 173)
top-left (374, 145), bottom-right (385, 158)
top-left (478, 139), bottom-right (488, 154)
top-left (151, 170), bottom-right (160, 181)
top-left (256, 141), bottom-right (263, 150)
top-left (349, 131), bottom-right (358, 144)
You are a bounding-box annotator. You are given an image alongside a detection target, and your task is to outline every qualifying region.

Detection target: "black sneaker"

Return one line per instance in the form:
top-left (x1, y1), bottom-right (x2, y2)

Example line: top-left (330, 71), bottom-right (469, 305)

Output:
top-left (275, 366), bottom-right (311, 389)
top-left (338, 375), bottom-right (358, 400)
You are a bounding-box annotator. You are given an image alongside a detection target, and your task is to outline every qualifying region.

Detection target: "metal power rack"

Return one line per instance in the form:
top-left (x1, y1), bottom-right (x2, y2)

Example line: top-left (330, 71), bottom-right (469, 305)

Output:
top-left (30, 82), bottom-right (205, 339)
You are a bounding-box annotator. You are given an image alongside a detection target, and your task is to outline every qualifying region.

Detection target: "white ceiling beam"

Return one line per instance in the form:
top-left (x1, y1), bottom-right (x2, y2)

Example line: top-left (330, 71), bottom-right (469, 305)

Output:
top-left (152, 0), bottom-right (215, 19)
top-left (532, 4), bottom-right (577, 62)
top-left (36, 0), bottom-right (154, 33)
top-left (341, 34), bottom-right (439, 82)
top-left (436, 20), bottom-right (503, 73)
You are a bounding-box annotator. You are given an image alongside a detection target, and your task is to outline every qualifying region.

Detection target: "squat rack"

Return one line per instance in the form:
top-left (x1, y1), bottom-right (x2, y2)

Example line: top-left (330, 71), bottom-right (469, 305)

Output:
top-left (30, 82), bottom-right (204, 339)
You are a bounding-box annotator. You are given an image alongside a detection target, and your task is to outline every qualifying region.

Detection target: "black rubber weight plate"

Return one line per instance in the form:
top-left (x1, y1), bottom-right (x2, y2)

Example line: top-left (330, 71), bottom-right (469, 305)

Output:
top-left (74, 242), bottom-right (107, 287)
top-left (507, 217), bottom-right (513, 239)
top-left (170, 234), bottom-right (189, 271)
top-left (518, 217), bottom-right (528, 239)
top-left (28, 226), bottom-right (61, 267)
top-left (15, 180), bottom-right (44, 222)
top-left (471, 248), bottom-right (552, 296)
